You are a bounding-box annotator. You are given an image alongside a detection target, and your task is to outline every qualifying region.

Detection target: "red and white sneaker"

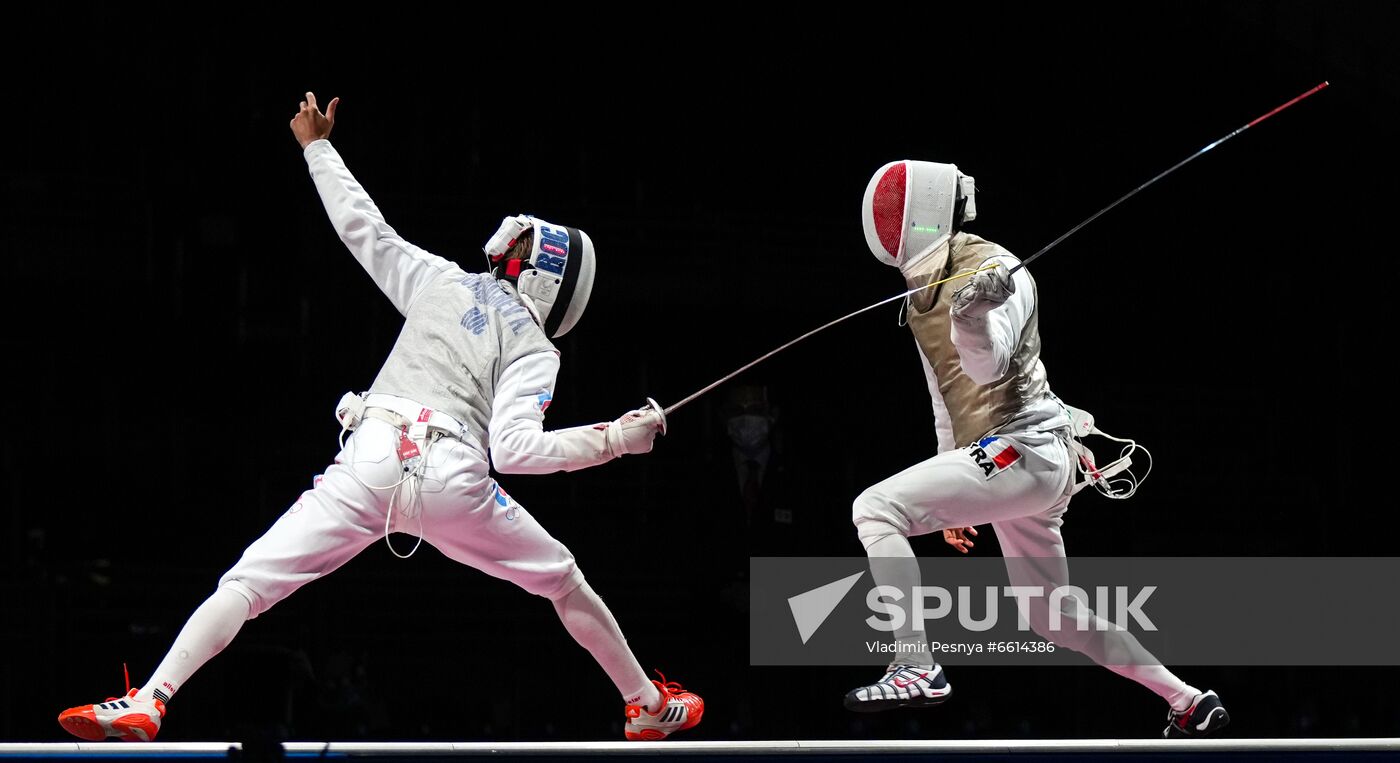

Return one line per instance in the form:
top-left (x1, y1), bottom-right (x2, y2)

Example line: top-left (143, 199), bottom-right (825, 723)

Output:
top-left (58, 688), bottom-right (166, 742)
top-left (624, 672), bottom-right (703, 741)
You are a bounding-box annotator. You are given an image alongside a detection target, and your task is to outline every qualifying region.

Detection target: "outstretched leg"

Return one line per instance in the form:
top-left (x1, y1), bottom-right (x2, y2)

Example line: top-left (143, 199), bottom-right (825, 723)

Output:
top-left (548, 582), bottom-right (703, 740)
top-left (423, 480), bottom-right (704, 740)
top-left (993, 508), bottom-right (1227, 736)
top-left (135, 587), bottom-right (249, 703)
top-left (58, 421), bottom-right (395, 741)
top-left (551, 580), bottom-right (659, 712)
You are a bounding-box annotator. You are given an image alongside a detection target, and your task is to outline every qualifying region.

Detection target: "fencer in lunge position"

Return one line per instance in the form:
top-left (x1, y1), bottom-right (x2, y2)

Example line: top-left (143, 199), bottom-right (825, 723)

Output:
top-left (843, 160), bottom-right (1228, 738)
top-left (57, 92), bottom-right (702, 743)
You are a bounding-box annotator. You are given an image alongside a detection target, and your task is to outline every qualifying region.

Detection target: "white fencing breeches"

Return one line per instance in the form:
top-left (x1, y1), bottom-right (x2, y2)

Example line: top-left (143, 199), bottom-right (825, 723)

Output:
top-left (852, 429), bottom-right (1196, 706)
top-left (219, 416), bottom-right (583, 619)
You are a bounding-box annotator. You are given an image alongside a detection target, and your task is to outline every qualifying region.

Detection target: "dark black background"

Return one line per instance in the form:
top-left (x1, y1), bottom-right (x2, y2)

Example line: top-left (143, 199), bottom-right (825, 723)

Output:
top-left (2, 2), bottom-right (1395, 743)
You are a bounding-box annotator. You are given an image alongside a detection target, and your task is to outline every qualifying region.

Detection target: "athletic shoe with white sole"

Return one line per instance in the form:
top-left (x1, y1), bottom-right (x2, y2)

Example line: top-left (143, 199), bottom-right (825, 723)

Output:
top-left (624, 672), bottom-right (704, 741)
top-left (58, 688), bottom-right (166, 742)
top-left (844, 663), bottom-right (952, 712)
top-left (1164, 689), bottom-right (1230, 738)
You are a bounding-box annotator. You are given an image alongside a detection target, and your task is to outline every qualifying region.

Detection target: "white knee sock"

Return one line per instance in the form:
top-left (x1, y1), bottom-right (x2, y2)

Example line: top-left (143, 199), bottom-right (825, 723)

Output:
top-left (1105, 664), bottom-right (1199, 711)
top-left (135, 587), bottom-right (250, 703)
top-left (1038, 594), bottom-right (1200, 711)
top-left (1031, 591), bottom-right (1200, 712)
top-left (864, 533), bottom-right (933, 668)
top-left (552, 581), bottom-right (661, 713)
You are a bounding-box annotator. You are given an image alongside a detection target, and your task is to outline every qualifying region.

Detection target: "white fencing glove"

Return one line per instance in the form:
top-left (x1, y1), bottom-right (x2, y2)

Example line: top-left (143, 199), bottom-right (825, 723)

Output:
top-left (951, 265), bottom-right (1015, 319)
top-left (605, 398), bottom-right (668, 458)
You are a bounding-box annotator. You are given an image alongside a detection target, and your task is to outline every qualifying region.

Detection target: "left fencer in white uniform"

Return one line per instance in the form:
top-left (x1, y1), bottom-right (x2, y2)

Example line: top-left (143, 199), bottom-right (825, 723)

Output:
top-left (57, 92), bottom-right (703, 743)
top-left (843, 160), bottom-right (1228, 738)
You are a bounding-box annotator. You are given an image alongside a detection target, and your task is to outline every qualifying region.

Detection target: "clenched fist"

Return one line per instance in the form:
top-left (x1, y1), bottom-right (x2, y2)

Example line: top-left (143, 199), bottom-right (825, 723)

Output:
top-left (950, 264), bottom-right (1014, 320)
top-left (604, 401), bottom-right (668, 458)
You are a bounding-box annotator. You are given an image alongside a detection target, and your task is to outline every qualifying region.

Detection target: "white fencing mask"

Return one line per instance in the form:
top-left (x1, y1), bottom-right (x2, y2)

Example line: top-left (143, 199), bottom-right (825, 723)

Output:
top-left (483, 214), bottom-right (597, 338)
top-left (861, 160), bottom-right (977, 269)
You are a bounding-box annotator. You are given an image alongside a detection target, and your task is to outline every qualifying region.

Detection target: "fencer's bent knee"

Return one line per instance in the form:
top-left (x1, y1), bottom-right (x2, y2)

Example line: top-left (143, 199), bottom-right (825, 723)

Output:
top-left (218, 580), bottom-right (262, 620)
top-left (544, 568), bottom-right (586, 602)
top-left (853, 487), bottom-right (909, 548)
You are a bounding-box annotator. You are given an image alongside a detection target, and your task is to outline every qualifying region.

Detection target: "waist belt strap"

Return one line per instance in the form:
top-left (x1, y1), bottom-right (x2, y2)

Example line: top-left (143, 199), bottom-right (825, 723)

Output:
top-left (363, 408), bottom-right (460, 441)
top-left (363, 407), bottom-right (409, 429)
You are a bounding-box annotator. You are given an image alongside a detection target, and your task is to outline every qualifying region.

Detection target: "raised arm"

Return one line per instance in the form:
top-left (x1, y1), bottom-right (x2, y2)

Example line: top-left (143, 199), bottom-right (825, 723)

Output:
top-left (290, 91), bottom-right (459, 315)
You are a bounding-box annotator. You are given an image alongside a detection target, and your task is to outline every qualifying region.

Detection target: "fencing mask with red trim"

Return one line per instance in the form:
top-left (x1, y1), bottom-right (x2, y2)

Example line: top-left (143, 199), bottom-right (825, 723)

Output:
top-left (862, 160), bottom-right (977, 269)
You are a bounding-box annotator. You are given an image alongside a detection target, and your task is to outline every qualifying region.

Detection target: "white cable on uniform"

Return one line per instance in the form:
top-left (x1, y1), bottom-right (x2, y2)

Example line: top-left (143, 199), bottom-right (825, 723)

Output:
top-left (1058, 399), bottom-right (1153, 500)
top-left (381, 433), bottom-right (433, 560)
top-left (337, 411), bottom-right (432, 559)
top-left (1101, 444), bottom-right (1151, 500)
top-left (333, 393), bottom-right (434, 558)
top-left (1076, 431), bottom-right (1153, 500)
top-left (337, 416), bottom-right (424, 492)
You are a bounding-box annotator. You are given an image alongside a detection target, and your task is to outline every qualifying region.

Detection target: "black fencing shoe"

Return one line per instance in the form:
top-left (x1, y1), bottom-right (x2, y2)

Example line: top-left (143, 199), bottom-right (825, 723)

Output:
top-left (1164, 690), bottom-right (1230, 738)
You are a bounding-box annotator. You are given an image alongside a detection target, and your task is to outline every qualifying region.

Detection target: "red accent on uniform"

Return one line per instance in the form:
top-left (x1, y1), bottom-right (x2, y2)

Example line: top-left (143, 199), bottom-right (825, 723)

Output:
top-left (992, 445), bottom-right (1022, 469)
top-left (871, 163), bottom-right (908, 259)
top-left (397, 433), bottom-right (420, 461)
top-left (506, 259), bottom-right (523, 277)
top-left (489, 239), bottom-right (517, 263)
top-left (417, 408), bottom-right (433, 423)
